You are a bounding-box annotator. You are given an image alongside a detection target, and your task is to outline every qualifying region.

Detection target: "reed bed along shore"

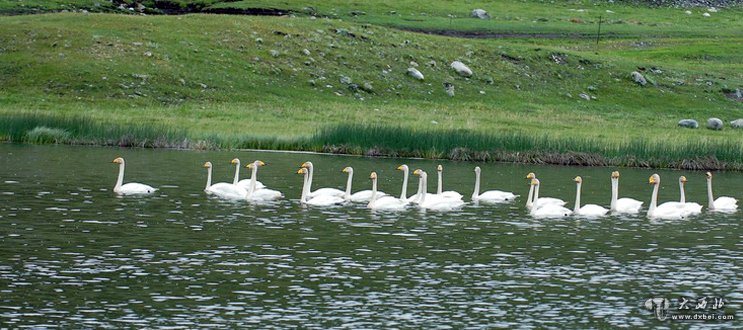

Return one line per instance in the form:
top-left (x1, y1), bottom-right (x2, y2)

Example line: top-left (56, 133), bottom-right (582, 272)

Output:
top-left (2, 113), bottom-right (742, 171)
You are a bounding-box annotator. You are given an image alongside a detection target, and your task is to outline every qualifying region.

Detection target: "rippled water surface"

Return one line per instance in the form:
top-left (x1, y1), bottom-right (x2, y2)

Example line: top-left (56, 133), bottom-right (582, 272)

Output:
top-left (0, 144), bottom-right (741, 328)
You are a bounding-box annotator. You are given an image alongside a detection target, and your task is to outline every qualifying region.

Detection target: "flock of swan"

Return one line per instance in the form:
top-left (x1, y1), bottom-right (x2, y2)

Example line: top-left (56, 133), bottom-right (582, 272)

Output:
top-left (111, 157), bottom-right (738, 219)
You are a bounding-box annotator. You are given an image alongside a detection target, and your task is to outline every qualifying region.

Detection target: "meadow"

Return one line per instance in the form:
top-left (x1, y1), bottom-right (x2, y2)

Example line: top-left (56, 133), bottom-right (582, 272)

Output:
top-left (0, 1), bottom-right (741, 168)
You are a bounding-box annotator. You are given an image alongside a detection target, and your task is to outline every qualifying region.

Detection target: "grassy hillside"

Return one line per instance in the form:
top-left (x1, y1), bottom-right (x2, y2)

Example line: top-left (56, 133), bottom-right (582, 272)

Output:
top-left (0, 1), bottom-right (742, 168)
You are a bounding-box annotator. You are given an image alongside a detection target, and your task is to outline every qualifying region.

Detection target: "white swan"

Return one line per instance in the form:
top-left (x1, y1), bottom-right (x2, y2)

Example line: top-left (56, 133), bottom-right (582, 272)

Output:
top-left (232, 158), bottom-right (265, 190)
top-left (111, 157), bottom-right (157, 195)
top-left (412, 169), bottom-right (464, 211)
top-left (301, 161), bottom-right (345, 198)
top-left (203, 161), bottom-right (249, 200)
top-left (367, 172), bottom-right (407, 211)
top-left (610, 171), bottom-right (643, 214)
top-left (244, 161), bottom-right (282, 201)
top-left (525, 172), bottom-right (567, 210)
top-left (529, 178), bottom-right (572, 218)
top-left (647, 174), bottom-right (689, 219)
top-left (436, 164), bottom-right (464, 199)
top-left (342, 167), bottom-right (387, 202)
top-left (397, 164), bottom-right (420, 203)
top-left (297, 167), bottom-right (345, 206)
top-left (678, 176), bottom-right (702, 215)
top-left (573, 176), bottom-right (608, 217)
top-left (705, 171), bottom-right (738, 212)
top-left (471, 166), bottom-right (517, 204)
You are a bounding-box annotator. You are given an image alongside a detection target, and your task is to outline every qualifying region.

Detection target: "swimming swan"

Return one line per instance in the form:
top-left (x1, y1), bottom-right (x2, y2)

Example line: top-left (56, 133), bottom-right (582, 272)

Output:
top-left (705, 171), bottom-right (738, 212)
top-left (203, 161), bottom-right (248, 200)
top-left (525, 172), bottom-right (566, 210)
top-left (412, 169), bottom-right (464, 211)
top-left (436, 165), bottom-right (464, 199)
top-left (244, 161), bottom-right (282, 201)
top-left (678, 176), bottom-right (702, 215)
top-left (573, 176), bottom-right (608, 217)
top-left (297, 167), bottom-right (345, 206)
top-left (301, 161), bottom-right (345, 198)
top-left (609, 171), bottom-right (643, 214)
top-left (471, 166), bottom-right (517, 204)
top-left (111, 157), bottom-right (157, 195)
top-left (343, 167), bottom-right (387, 203)
top-left (647, 174), bottom-right (689, 219)
top-left (367, 172), bottom-right (407, 211)
top-left (232, 158), bottom-right (265, 191)
top-left (529, 178), bottom-right (572, 218)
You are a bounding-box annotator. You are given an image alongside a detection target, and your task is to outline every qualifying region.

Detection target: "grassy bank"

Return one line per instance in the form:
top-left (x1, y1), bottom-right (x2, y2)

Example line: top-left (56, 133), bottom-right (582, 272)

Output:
top-left (0, 2), bottom-right (742, 169)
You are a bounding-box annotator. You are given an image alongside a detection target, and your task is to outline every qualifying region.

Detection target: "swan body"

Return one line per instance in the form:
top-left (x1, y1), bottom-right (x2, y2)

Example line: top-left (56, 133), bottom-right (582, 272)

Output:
top-left (297, 167), bottom-right (344, 206)
top-left (678, 176), bottom-right (702, 216)
top-left (301, 161), bottom-right (345, 198)
top-left (412, 169), bottom-right (464, 211)
top-left (343, 167), bottom-right (387, 203)
top-left (529, 178), bottom-right (572, 218)
top-left (111, 157), bottom-right (157, 195)
top-left (573, 176), bottom-right (608, 217)
top-left (203, 161), bottom-right (248, 200)
top-left (471, 166), bottom-right (517, 204)
top-left (610, 171), bottom-right (643, 214)
top-left (244, 161), bottom-right (282, 201)
top-left (647, 174), bottom-right (692, 219)
top-left (231, 158), bottom-right (265, 190)
top-left (367, 172), bottom-right (407, 211)
top-left (525, 173), bottom-right (566, 210)
top-left (706, 172), bottom-right (738, 212)
top-left (436, 165), bottom-right (464, 200)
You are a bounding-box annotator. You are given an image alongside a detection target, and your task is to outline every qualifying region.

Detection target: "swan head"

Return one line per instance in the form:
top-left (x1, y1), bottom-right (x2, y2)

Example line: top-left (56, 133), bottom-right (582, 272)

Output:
top-left (397, 164), bottom-right (408, 171)
top-left (474, 166), bottom-right (481, 173)
top-left (413, 169), bottom-right (423, 176)
top-left (705, 171), bottom-right (713, 180)
top-left (526, 172), bottom-right (535, 180)
top-left (247, 160), bottom-right (266, 168)
top-left (203, 161), bottom-right (212, 168)
top-left (574, 176), bottom-right (583, 183)
top-left (649, 174), bottom-right (660, 185)
top-left (112, 157), bottom-right (124, 164)
top-left (301, 161), bottom-right (313, 169)
top-left (437, 164), bottom-right (443, 172)
top-left (297, 168), bottom-right (308, 175)
top-left (369, 171), bottom-right (378, 180)
top-left (611, 171), bottom-right (620, 179)
top-left (231, 158), bottom-right (240, 165)
top-left (531, 178), bottom-right (540, 186)
top-left (679, 176), bottom-right (688, 184)
top-left (342, 167), bottom-right (353, 173)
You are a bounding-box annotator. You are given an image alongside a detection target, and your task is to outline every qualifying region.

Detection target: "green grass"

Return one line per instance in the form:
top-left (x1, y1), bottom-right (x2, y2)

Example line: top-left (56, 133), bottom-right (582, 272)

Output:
top-left (0, 1), bottom-right (742, 169)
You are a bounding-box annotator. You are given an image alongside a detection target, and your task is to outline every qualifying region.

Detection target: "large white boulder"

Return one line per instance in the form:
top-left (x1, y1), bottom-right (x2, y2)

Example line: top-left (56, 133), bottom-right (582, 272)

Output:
top-left (450, 61), bottom-right (473, 77)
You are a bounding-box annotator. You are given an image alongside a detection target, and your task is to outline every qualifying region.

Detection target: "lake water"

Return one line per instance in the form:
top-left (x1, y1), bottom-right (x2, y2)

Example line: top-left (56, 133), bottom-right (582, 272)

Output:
top-left (0, 144), bottom-right (740, 328)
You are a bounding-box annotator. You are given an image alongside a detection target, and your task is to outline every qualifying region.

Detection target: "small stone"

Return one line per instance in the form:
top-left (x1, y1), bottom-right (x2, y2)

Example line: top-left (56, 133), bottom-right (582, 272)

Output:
top-left (269, 49), bottom-right (279, 57)
top-left (678, 119), bottom-right (698, 129)
top-left (579, 93), bottom-right (591, 101)
top-left (407, 67), bottom-right (424, 80)
top-left (471, 9), bottom-right (490, 19)
top-left (302, 49), bottom-right (311, 56)
top-left (702, 12), bottom-right (711, 17)
top-left (361, 82), bottom-right (374, 93)
top-left (587, 85), bottom-right (597, 91)
top-left (410, 61), bottom-right (418, 67)
top-left (631, 71), bottom-right (647, 86)
top-left (708, 7), bottom-right (718, 13)
top-left (707, 118), bottom-right (723, 130)
top-left (143, 51), bottom-right (152, 57)
top-left (444, 82), bottom-right (455, 97)
top-left (340, 76), bottom-right (352, 85)
top-left (199, 83), bottom-right (208, 89)
top-left (685, 10), bottom-right (692, 15)
top-left (450, 61), bottom-right (473, 77)
top-left (308, 79), bottom-right (316, 86)
top-left (255, 38), bottom-right (263, 43)
top-left (730, 119), bottom-right (743, 128)
top-left (427, 60), bottom-right (437, 68)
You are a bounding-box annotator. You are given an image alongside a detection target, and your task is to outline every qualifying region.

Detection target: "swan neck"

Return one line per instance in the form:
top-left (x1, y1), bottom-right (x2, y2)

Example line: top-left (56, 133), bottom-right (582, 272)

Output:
top-left (610, 178), bottom-right (618, 211)
top-left (307, 164), bottom-right (314, 193)
top-left (232, 161), bottom-right (240, 184)
top-left (648, 183), bottom-right (659, 216)
top-left (437, 171), bottom-right (443, 195)
top-left (534, 183), bottom-right (540, 203)
top-left (574, 182), bottom-right (582, 213)
top-left (115, 162), bottom-right (125, 191)
top-left (420, 174), bottom-right (427, 204)
top-left (400, 168), bottom-right (409, 200)
top-left (205, 166), bottom-right (212, 191)
top-left (472, 170), bottom-right (481, 200)
top-left (300, 172), bottom-right (309, 203)
top-left (368, 178), bottom-right (378, 208)
top-left (248, 164), bottom-right (258, 195)
top-left (345, 171), bottom-right (353, 200)
top-left (707, 178), bottom-right (714, 209)
top-left (526, 183), bottom-right (534, 209)
top-left (679, 181), bottom-right (685, 204)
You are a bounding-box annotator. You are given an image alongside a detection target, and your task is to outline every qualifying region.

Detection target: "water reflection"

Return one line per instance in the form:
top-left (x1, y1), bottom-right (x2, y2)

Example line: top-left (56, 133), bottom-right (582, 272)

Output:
top-left (0, 144), bottom-right (740, 328)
